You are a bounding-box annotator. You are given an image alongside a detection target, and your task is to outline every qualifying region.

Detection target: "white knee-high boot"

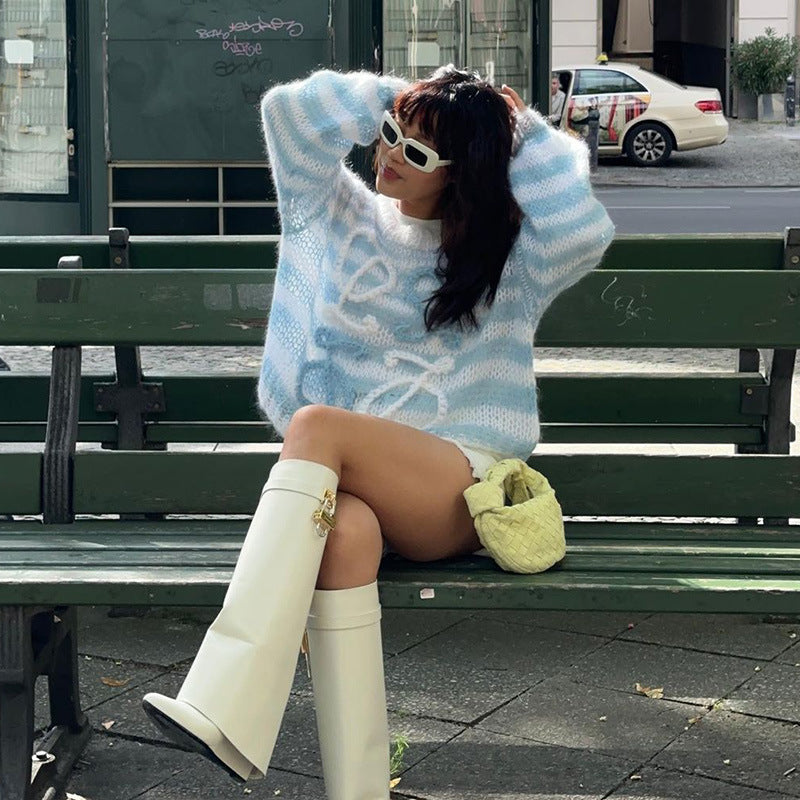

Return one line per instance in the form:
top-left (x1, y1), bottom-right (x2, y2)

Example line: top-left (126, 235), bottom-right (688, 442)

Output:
top-left (307, 581), bottom-right (391, 800)
top-left (143, 458), bottom-right (338, 781)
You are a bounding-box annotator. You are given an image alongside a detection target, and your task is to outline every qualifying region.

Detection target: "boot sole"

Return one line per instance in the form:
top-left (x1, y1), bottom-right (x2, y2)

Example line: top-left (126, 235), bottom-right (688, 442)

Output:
top-left (142, 698), bottom-right (246, 784)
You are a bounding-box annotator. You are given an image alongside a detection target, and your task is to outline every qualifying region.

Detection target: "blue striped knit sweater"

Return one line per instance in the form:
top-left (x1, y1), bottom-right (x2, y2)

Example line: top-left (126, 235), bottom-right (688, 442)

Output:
top-left (257, 70), bottom-right (615, 460)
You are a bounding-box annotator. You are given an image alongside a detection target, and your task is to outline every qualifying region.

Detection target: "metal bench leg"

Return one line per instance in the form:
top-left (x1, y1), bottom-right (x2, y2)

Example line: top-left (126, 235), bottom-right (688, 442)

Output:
top-left (47, 608), bottom-right (87, 733)
top-left (0, 607), bottom-right (35, 800)
top-left (31, 607), bottom-right (91, 800)
top-left (0, 607), bottom-right (92, 800)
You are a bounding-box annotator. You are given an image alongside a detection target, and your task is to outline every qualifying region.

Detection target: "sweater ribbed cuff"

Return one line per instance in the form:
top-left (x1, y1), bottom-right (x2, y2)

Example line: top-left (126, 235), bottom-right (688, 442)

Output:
top-left (511, 107), bottom-right (544, 156)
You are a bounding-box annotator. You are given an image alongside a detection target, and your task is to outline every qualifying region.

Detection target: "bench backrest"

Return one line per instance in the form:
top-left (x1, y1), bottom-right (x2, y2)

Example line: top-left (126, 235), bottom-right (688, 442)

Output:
top-left (0, 231), bottom-right (796, 459)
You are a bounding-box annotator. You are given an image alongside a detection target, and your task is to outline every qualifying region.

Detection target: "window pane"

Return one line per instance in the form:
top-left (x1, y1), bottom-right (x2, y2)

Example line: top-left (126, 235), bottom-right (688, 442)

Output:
top-left (468, 0), bottom-right (530, 102)
top-left (623, 75), bottom-right (647, 92)
top-left (383, 1), bottom-right (531, 103)
top-left (383, 0), bottom-right (462, 82)
top-left (575, 69), bottom-right (628, 96)
top-left (0, 0), bottom-right (68, 194)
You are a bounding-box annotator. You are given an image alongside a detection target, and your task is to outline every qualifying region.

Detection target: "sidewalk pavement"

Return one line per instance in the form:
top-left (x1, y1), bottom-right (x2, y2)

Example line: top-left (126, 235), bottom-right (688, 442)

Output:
top-left (58, 604), bottom-right (800, 800)
top-left (592, 118), bottom-right (800, 188)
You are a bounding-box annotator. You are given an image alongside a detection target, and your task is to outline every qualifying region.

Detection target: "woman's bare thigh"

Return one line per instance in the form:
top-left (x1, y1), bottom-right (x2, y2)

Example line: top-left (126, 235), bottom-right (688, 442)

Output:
top-left (279, 406), bottom-right (481, 561)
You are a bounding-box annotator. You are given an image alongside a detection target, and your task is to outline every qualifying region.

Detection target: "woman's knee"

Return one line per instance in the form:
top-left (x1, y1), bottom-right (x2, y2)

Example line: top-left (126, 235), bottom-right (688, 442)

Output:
top-left (316, 492), bottom-right (383, 589)
top-left (281, 405), bottom-right (345, 465)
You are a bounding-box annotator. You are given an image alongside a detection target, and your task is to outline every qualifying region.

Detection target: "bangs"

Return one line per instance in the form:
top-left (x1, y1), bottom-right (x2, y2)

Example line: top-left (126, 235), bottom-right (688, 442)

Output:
top-left (393, 87), bottom-right (454, 156)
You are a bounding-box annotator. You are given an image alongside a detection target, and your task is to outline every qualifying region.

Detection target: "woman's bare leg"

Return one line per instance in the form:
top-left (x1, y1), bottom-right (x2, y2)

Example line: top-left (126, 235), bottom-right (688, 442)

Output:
top-left (280, 405), bottom-right (480, 589)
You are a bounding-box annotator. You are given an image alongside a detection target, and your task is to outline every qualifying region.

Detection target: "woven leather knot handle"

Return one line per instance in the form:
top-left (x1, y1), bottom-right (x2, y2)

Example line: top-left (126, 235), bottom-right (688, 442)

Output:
top-left (463, 459), bottom-right (566, 574)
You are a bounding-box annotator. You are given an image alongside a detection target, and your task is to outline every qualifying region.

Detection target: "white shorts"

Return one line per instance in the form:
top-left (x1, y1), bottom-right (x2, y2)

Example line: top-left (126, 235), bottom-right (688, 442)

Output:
top-left (444, 440), bottom-right (502, 482)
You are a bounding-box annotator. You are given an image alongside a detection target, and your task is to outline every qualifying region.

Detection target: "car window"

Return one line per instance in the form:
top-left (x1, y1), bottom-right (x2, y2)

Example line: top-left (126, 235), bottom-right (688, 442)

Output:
top-left (573, 69), bottom-right (647, 95)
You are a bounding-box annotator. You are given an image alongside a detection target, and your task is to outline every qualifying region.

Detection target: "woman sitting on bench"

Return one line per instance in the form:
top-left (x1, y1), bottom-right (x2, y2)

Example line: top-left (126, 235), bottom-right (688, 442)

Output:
top-left (143, 65), bottom-right (614, 797)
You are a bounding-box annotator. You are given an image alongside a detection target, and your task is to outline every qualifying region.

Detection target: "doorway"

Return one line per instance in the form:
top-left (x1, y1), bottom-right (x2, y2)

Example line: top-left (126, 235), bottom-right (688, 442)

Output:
top-left (603, 0), bottom-right (734, 113)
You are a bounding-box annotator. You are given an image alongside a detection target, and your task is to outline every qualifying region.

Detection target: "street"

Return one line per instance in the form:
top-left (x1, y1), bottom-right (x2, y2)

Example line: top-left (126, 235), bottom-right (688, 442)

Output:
top-left (596, 186), bottom-right (800, 234)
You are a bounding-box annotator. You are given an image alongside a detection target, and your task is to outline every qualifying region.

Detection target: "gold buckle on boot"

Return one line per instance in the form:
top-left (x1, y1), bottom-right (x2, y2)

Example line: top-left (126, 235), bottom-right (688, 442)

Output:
top-left (312, 489), bottom-right (337, 538)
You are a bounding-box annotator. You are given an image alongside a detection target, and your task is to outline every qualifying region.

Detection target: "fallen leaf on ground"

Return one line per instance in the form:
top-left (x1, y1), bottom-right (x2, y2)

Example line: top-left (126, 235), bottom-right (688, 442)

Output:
top-left (101, 720), bottom-right (115, 730)
top-left (634, 682), bottom-right (664, 699)
top-left (100, 677), bottom-right (130, 687)
top-left (389, 777), bottom-right (402, 788)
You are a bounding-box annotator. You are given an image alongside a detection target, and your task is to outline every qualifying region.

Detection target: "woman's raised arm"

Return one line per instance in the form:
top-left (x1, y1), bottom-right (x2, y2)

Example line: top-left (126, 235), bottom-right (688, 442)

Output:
top-left (507, 101), bottom-right (615, 316)
top-left (261, 70), bottom-right (407, 230)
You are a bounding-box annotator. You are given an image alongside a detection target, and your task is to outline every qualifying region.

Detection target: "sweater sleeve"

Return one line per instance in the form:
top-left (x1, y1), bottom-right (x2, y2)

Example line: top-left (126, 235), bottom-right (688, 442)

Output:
top-left (261, 70), bottom-right (408, 231)
top-left (509, 108), bottom-right (615, 317)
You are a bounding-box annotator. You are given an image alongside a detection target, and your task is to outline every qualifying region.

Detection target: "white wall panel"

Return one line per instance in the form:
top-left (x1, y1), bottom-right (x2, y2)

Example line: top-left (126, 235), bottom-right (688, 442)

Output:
top-left (739, 18), bottom-right (791, 39)
top-left (552, 45), bottom-right (598, 66)
top-left (552, 20), bottom-right (598, 46)
top-left (552, 0), bottom-right (597, 22)
top-left (739, 0), bottom-right (790, 19)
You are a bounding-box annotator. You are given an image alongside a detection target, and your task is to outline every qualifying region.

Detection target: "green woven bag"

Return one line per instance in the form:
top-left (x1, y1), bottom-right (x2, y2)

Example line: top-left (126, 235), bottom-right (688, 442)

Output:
top-left (463, 458), bottom-right (566, 574)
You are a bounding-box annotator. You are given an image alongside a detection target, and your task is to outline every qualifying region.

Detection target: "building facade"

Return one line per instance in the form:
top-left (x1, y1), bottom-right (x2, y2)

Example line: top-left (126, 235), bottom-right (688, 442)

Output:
top-left (554, 0), bottom-right (800, 114)
top-left (1, 0), bottom-right (798, 237)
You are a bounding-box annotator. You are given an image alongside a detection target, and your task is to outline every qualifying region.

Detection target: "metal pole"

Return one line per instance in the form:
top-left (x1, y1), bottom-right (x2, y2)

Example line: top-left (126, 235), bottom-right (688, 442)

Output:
top-left (532, 0), bottom-right (551, 112)
top-left (786, 75), bottom-right (796, 126)
top-left (586, 107), bottom-right (600, 173)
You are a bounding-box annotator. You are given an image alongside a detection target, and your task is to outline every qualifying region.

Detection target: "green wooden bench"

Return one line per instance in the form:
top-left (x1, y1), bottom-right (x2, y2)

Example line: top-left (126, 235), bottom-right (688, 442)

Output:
top-left (0, 227), bottom-right (798, 799)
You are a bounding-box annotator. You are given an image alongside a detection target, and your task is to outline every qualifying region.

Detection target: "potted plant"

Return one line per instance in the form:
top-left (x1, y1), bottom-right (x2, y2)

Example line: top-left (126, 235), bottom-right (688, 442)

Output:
top-left (731, 27), bottom-right (800, 121)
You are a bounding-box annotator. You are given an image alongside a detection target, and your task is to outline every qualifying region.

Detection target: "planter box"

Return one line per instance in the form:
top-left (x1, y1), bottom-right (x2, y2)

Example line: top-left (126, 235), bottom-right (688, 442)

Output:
top-left (757, 92), bottom-right (784, 122)
top-left (738, 92), bottom-right (758, 119)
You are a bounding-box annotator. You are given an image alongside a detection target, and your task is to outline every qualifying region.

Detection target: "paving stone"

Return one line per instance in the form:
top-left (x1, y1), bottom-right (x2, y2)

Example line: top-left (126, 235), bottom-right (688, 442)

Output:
top-left (479, 674), bottom-right (703, 762)
top-left (777, 639), bottom-right (800, 666)
top-left (138, 766), bottom-right (326, 800)
top-left (398, 726), bottom-right (637, 800)
top-left (384, 617), bottom-right (605, 723)
top-left (475, 610), bottom-right (650, 638)
top-left (270, 692), bottom-right (465, 779)
top-left (654, 708), bottom-right (800, 796)
top-left (572, 639), bottom-right (760, 706)
top-left (33, 656), bottom-right (164, 734)
top-left (619, 613), bottom-right (800, 659)
top-left (381, 607), bottom-right (472, 655)
top-left (605, 765), bottom-right (792, 799)
top-left (77, 606), bottom-right (210, 667)
top-left (86, 670), bottom-right (189, 742)
top-left (724, 661), bottom-right (800, 723)
top-left (65, 735), bottom-right (198, 800)
top-left (89, 666), bottom-right (315, 746)
top-left (70, 736), bottom-right (326, 800)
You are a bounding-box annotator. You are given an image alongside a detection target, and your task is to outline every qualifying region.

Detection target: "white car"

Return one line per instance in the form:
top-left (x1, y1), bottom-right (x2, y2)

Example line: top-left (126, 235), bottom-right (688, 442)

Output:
top-left (551, 62), bottom-right (729, 167)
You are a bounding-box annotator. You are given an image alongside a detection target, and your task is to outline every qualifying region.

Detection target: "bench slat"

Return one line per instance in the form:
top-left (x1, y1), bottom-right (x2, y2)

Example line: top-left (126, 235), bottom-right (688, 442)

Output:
top-left (600, 234), bottom-right (784, 270)
top-left (2, 520), bottom-right (799, 547)
top-left (70, 451), bottom-right (800, 518)
top-left (3, 548), bottom-right (800, 575)
top-left (0, 235), bottom-right (279, 269)
top-left (0, 563), bottom-right (797, 613)
top-left (2, 270), bottom-right (799, 347)
top-left (0, 421), bottom-right (765, 446)
top-left (1, 372), bottom-right (765, 426)
top-left (1, 233), bottom-right (783, 271)
top-left (0, 453), bottom-right (41, 513)
top-left (540, 425), bottom-right (763, 444)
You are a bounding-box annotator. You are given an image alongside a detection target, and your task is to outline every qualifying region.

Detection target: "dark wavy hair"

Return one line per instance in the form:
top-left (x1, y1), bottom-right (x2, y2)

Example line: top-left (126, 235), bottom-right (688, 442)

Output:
top-left (391, 66), bottom-right (522, 331)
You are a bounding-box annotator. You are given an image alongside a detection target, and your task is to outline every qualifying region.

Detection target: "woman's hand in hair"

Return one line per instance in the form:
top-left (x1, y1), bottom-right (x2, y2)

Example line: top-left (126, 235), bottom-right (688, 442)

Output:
top-left (499, 85), bottom-right (526, 115)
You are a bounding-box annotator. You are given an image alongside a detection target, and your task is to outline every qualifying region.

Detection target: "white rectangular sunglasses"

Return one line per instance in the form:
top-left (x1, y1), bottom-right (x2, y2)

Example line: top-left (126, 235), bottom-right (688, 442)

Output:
top-left (379, 111), bottom-right (453, 173)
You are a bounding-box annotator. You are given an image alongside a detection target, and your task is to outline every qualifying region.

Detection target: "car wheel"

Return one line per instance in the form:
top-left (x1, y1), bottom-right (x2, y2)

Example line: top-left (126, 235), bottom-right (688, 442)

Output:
top-left (625, 123), bottom-right (673, 167)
